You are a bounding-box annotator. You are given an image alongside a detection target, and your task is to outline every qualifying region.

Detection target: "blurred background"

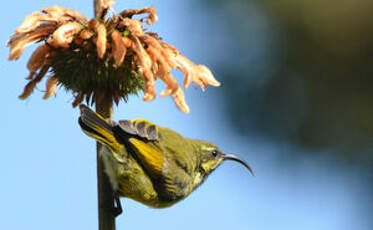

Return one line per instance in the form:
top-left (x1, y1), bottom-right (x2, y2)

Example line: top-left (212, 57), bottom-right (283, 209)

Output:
top-left (1, 0), bottom-right (372, 229)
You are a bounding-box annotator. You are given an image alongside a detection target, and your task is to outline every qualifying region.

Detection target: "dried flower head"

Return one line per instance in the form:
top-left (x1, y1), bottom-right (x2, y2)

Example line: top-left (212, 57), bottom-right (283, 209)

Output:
top-left (8, 5), bottom-right (220, 113)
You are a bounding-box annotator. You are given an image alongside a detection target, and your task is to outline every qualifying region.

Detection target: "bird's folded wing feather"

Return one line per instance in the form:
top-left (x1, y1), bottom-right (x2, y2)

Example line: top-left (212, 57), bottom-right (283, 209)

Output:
top-left (117, 119), bottom-right (162, 141)
top-left (112, 119), bottom-right (165, 178)
top-left (127, 137), bottom-right (165, 179)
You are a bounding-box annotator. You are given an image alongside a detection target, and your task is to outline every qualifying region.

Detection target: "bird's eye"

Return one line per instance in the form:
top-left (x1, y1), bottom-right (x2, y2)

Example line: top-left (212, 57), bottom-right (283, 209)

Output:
top-left (210, 150), bottom-right (219, 157)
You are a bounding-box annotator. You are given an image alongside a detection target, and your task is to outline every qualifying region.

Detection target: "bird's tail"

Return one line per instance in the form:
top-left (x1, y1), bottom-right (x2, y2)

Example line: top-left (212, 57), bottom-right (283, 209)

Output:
top-left (78, 104), bottom-right (122, 152)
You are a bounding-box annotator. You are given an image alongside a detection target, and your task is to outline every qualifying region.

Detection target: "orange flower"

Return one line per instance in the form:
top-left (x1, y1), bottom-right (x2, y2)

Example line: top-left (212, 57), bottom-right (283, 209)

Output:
top-left (8, 5), bottom-right (220, 113)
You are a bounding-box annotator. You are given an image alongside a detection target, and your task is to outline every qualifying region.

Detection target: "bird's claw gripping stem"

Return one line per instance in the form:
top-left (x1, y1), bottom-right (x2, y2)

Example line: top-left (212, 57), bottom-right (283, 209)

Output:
top-left (101, 191), bottom-right (123, 217)
top-left (113, 192), bottom-right (123, 217)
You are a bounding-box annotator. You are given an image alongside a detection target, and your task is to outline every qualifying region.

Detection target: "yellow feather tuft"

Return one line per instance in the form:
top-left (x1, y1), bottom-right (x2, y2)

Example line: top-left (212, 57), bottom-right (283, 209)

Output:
top-left (129, 138), bottom-right (164, 177)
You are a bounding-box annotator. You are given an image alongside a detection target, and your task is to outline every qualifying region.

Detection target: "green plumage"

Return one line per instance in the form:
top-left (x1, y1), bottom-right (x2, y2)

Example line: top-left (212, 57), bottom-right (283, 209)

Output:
top-left (78, 104), bottom-right (253, 208)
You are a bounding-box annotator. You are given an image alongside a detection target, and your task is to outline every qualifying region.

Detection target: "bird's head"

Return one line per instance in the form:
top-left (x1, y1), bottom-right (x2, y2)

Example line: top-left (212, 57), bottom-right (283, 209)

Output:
top-left (192, 140), bottom-right (254, 185)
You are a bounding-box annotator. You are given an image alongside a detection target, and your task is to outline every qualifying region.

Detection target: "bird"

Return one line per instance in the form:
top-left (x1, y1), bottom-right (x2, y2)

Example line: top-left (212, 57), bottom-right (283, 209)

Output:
top-left (78, 104), bottom-right (253, 215)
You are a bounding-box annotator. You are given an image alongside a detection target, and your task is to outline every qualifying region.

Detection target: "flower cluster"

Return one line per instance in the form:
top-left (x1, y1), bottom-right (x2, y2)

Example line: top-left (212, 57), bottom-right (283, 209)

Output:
top-left (8, 5), bottom-right (220, 113)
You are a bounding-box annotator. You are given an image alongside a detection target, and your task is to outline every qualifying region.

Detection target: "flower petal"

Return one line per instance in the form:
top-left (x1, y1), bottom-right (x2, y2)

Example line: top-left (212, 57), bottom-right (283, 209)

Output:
top-left (119, 18), bottom-right (143, 36)
top-left (27, 44), bottom-right (50, 72)
top-left (42, 5), bottom-right (65, 18)
top-left (43, 76), bottom-right (59, 99)
top-left (131, 35), bottom-right (156, 101)
top-left (172, 88), bottom-right (190, 113)
top-left (102, 0), bottom-right (115, 9)
top-left (119, 7), bottom-right (158, 26)
top-left (95, 23), bottom-right (107, 59)
top-left (64, 9), bottom-right (87, 24)
top-left (16, 12), bottom-right (41, 33)
top-left (111, 30), bottom-right (127, 67)
top-left (159, 72), bottom-right (179, 97)
top-left (79, 29), bottom-right (93, 40)
top-left (52, 22), bottom-right (82, 48)
top-left (72, 93), bottom-right (84, 107)
top-left (196, 65), bottom-right (220, 87)
top-left (9, 24), bottom-right (54, 60)
top-left (19, 65), bottom-right (49, 99)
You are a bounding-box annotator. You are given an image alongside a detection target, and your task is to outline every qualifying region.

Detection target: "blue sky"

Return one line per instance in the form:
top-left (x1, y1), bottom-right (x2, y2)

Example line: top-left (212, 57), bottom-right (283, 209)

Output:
top-left (1, 0), bottom-right (371, 230)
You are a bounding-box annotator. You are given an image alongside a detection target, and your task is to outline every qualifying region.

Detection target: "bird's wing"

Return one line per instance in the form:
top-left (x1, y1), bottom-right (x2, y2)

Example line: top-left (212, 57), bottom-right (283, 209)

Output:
top-left (127, 137), bottom-right (165, 178)
top-left (114, 122), bottom-right (194, 200)
top-left (112, 119), bottom-right (164, 178)
top-left (117, 119), bottom-right (163, 141)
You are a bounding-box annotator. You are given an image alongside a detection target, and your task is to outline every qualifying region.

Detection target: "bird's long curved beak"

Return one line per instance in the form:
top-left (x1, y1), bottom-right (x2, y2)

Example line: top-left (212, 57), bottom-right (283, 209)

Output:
top-left (223, 153), bottom-right (255, 176)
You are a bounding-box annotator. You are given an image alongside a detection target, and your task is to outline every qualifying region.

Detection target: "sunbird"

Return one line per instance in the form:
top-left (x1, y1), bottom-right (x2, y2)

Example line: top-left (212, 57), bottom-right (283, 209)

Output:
top-left (78, 104), bottom-right (253, 215)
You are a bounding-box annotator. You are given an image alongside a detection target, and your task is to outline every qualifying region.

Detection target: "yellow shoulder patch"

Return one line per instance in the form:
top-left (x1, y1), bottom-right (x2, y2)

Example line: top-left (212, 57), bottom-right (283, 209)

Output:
top-left (128, 137), bottom-right (164, 178)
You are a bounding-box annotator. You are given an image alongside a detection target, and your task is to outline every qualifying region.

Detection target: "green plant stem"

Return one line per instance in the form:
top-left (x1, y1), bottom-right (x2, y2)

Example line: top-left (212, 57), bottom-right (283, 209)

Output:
top-left (94, 0), bottom-right (103, 20)
top-left (94, 2), bottom-right (116, 230)
top-left (96, 95), bottom-right (116, 230)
